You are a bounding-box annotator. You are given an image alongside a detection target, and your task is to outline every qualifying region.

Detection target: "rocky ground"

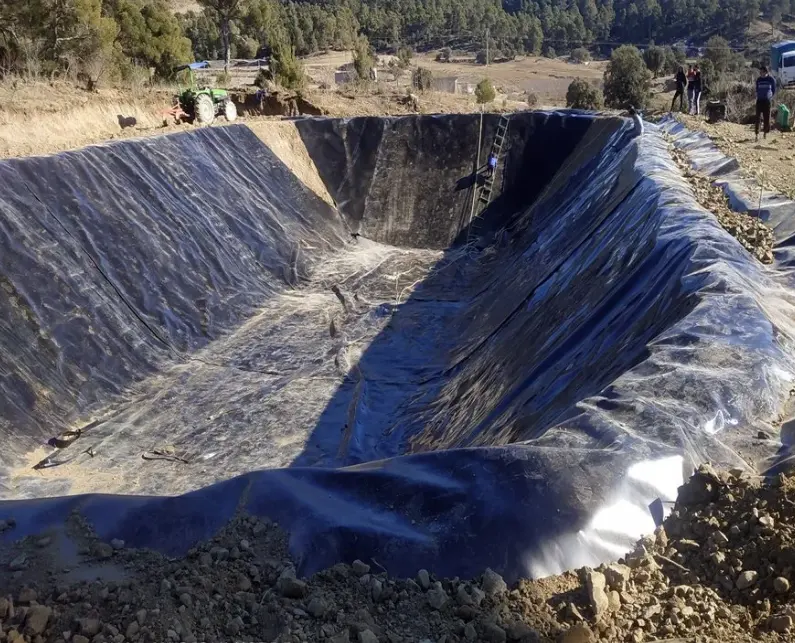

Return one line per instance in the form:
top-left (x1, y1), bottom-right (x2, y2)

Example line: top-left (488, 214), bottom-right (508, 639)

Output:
top-left (667, 141), bottom-right (775, 264)
top-left (674, 115), bottom-right (795, 203)
top-left (0, 466), bottom-right (792, 643)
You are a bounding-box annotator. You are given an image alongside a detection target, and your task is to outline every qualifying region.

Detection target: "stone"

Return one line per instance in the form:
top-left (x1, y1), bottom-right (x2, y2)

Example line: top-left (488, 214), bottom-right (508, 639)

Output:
top-left (428, 587), bottom-right (448, 610)
top-left (456, 585), bottom-right (473, 606)
top-left (330, 633), bottom-right (351, 643)
top-left (110, 538), bottom-right (125, 550)
top-left (482, 568), bottom-right (507, 596)
top-left (464, 623), bottom-right (478, 641)
top-left (237, 574), bottom-right (252, 591)
top-left (759, 515), bottom-right (775, 528)
top-left (482, 622), bottom-right (507, 642)
top-left (736, 571), bottom-right (759, 590)
top-left (95, 543), bottom-right (113, 560)
top-left (608, 591), bottom-right (621, 612)
top-left (772, 615), bottom-right (792, 633)
top-left (136, 609), bottom-right (148, 626)
top-left (308, 597), bottom-right (327, 618)
top-left (371, 577), bottom-right (383, 602)
top-left (35, 536), bottom-right (52, 548)
top-left (9, 553), bottom-right (27, 571)
top-left (73, 636), bottom-right (90, 643)
top-left (24, 605), bottom-right (52, 635)
top-left (712, 530), bottom-right (729, 545)
top-left (352, 560), bottom-right (371, 577)
top-left (277, 569), bottom-right (307, 599)
top-left (0, 596), bottom-right (10, 619)
top-left (417, 569), bottom-right (431, 590)
top-left (584, 570), bottom-right (609, 618)
top-left (506, 621), bottom-right (538, 641)
top-left (80, 619), bottom-right (101, 636)
top-left (125, 621), bottom-right (140, 638)
top-left (558, 624), bottom-right (595, 643)
top-left (359, 630), bottom-right (379, 643)
top-left (774, 577), bottom-right (790, 594)
top-left (239, 539), bottom-right (251, 551)
top-left (17, 588), bottom-right (37, 604)
top-left (604, 564), bottom-right (631, 592)
top-left (470, 587), bottom-right (485, 606)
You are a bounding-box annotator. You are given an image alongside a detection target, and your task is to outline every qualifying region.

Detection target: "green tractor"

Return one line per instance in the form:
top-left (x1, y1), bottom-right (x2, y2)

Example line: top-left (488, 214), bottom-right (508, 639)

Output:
top-left (172, 62), bottom-right (238, 125)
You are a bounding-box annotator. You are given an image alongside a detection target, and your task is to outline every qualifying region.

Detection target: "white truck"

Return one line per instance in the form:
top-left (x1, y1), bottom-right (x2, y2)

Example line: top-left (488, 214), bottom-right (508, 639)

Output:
top-left (770, 41), bottom-right (795, 86)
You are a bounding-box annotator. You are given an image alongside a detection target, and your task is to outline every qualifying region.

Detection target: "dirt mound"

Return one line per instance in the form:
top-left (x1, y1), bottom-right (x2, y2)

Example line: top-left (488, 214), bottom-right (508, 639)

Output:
top-left (668, 142), bottom-right (774, 264)
top-left (0, 467), bottom-right (792, 642)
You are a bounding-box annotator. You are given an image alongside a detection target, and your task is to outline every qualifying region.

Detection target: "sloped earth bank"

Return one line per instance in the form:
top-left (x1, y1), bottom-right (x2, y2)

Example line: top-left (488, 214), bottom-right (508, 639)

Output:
top-left (2, 112), bottom-right (795, 613)
top-left (0, 467), bottom-right (792, 642)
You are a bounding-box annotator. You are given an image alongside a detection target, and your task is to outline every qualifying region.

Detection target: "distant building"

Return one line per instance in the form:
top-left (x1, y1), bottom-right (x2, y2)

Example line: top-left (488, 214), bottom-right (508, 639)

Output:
top-left (335, 63), bottom-right (377, 84)
top-left (431, 76), bottom-right (474, 94)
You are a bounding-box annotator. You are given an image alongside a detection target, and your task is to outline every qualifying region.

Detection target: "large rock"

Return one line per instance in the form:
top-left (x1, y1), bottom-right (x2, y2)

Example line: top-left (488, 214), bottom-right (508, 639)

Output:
top-left (558, 624), bottom-right (595, 643)
top-left (604, 564), bottom-right (630, 592)
top-left (584, 570), bottom-right (609, 619)
top-left (736, 570), bottom-right (758, 591)
top-left (24, 605), bottom-right (52, 635)
top-left (482, 568), bottom-right (507, 596)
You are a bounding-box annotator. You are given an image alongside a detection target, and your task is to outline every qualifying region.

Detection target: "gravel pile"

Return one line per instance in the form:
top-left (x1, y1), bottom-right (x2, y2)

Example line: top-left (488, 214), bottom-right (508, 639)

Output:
top-left (0, 466), bottom-right (792, 643)
top-left (668, 144), bottom-right (775, 264)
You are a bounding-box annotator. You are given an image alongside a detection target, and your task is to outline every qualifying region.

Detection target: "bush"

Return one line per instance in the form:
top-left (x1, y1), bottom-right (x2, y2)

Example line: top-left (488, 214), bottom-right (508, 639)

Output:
top-left (475, 78), bottom-right (496, 104)
top-left (412, 66), bottom-right (433, 91)
top-left (397, 46), bottom-right (413, 69)
top-left (566, 78), bottom-right (603, 110)
top-left (436, 47), bottom-right (452, 62)
top-left (215, 71), bottom-right (231, 86)
top-left (476, 49), bottom-right (488, 65)
top-left (664, 46), bottom-right (686, 74)
top-left (268, 41), bottom-right (305, 90)
top-left (703, 36), bottom-right (734, 75)
top-left (501, 43), bottom-right (516, 61)
top-left (353, 35), bottom-right (375, 81)
top-left (643, 45), bottom-right (666, 77)
top-left (544, 46), bottom-right (556, 59)
top-left (571, 47), bottom-right (591, 64)
top-left (526, 92), bottom-right (538, 108)
top-left (603, 45), bottom-right (652, 109)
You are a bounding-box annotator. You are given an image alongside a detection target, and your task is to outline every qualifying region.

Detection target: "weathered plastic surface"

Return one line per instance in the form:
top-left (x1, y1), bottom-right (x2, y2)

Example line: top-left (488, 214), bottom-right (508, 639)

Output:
top-left (1, 114), bottom-right (794, 582)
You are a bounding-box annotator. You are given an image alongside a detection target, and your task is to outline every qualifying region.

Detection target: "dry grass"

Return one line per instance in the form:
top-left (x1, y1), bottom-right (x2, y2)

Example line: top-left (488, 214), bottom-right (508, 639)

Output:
top-left (0, 79), bottom-right (180, 158)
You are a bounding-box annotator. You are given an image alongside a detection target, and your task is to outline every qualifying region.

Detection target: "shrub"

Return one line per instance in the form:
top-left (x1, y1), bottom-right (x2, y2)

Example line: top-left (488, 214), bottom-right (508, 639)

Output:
top-left (544, 46), bottom-right (556, 59)
top-left (643, 45), bottom-right (666, 77)
top-left (566, 78), bottom-right (603, 110)
top-left (412, 66), bottom-right (433, 91)
top-left (571, 47), bottom-right (591, 64)
top-left (475, 78), bottom-right (496, 104)
top-left (476, 49), bottom-right (488, 65)
top-left (526, 91), bottom-right (539, 108)
top-left (436, 47), bottom-right (452, 62)
top-left (603, 45), bottom-right (652, 109)
top-left (397, 46), bottom-right (413, 69)
top-left (215, 71), bottom-right (231, 86)
top-left (353, 35), bottom-right (375, 81)
top-left (268, 41), bottom-right (305, 90)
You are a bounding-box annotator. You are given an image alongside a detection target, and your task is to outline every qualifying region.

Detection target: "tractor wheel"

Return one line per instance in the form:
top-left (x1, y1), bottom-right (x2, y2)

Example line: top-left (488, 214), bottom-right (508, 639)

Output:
top-left (224, 100), bottom-right (238, 122)
top-left (195, 94), bottom-right (215, 124)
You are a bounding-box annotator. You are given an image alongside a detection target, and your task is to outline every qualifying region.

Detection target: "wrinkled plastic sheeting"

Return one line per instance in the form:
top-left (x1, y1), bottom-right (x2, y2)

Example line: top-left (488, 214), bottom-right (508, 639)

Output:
top-left (0, 125), bottom-right (346, 456)
top-left (2, 115), bottom-right (795, 582)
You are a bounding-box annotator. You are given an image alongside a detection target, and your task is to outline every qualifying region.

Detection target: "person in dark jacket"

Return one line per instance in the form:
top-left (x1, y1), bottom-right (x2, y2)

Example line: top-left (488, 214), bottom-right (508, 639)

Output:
top-left (672, 66), bottom-right (687, 112)
top-left (686, 65), bottom-right (696, 113)
top-left (690, 64), bottom-right (702, 115)
top-left (755, 65), bottom-right (777, 141)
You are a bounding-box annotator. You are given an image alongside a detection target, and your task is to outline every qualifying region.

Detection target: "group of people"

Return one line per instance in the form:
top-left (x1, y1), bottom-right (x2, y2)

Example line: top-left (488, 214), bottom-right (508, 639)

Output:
top-left (671, 62), bottom-right (778, 141)
top-left (671, 64), bottom-right (703, 115)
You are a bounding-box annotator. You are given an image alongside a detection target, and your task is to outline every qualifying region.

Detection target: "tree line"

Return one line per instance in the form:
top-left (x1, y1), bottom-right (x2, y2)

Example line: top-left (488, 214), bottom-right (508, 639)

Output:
top-left (0, 0), bottom-right (784, 86)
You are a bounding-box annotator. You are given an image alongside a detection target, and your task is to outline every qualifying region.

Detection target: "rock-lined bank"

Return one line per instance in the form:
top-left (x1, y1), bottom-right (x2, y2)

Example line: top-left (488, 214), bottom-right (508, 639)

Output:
top-left (0, 466), bottom-right (792, 643)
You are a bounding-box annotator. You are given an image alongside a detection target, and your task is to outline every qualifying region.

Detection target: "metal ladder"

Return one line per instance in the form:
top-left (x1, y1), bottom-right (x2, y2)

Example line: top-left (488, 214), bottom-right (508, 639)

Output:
top-left (477, 114), bottom-right (510, 209)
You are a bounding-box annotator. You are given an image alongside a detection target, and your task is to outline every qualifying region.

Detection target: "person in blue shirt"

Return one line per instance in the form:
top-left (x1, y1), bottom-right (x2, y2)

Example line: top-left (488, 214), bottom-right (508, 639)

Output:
top-left (755, 65), bottom-right (777, 141)
top-left (487, 152), bottom-right (497, 177)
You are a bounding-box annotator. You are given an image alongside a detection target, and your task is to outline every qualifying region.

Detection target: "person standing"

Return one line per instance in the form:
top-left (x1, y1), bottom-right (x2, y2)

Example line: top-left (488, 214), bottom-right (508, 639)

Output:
top-left (686, 65), bottom-right (696, 114)
top-left (755, 65), bottom-right (777, 141)
top-left (691, 64), bottom-right (702, 115)
top-left (672, 66), bottom-right (687, 112)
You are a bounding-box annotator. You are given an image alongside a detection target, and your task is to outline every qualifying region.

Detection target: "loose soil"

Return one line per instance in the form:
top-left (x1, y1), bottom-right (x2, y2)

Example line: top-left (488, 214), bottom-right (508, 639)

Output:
top-left (666, 138), bottom-right (775, 264)
top-left (0, 466), bottom-right (792, 643)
